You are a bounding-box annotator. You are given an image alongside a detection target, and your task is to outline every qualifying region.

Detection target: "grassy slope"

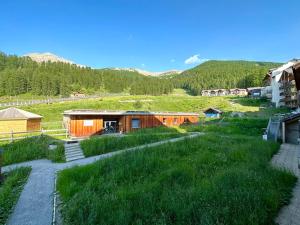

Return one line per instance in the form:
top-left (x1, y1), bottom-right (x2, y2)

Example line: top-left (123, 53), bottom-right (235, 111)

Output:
top-left (57, 119), bottom-right (296, 225)
top-left (2, 136), bottom-right (65, 166)
top-left (0, 167), bottom-right (31, 225)
top-left (6, 94), bottom-right (287, 124)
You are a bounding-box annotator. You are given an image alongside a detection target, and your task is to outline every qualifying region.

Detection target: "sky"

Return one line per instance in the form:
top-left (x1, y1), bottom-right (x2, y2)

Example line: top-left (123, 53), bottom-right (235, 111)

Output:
top-left (1, 0), bottom-right (300, 71)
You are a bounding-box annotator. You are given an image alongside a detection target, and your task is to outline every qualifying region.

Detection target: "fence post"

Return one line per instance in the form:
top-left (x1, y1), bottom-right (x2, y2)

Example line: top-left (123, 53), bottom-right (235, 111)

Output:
top-left (10, 130), bottom-right (14, 143)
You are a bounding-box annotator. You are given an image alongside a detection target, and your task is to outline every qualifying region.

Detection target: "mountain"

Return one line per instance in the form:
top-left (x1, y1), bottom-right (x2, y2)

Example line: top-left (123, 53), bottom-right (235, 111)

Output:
top-left (109, 68), bottom-right (182, 76)
top-left (172, 60), bottom-right (282, 95)
top-left (24, 52), bottom-right (85, 67)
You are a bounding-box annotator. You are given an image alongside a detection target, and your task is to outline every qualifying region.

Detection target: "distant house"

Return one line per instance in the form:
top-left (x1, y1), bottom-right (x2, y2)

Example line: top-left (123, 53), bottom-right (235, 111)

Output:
top-left (203, 108), bottom-right (223, 118)
top-left (247, 87), bottom-right (263, 98)
top-left (70, 92), bottom-right (86, 98)
top-left (281, 113), bottom-right (300, 144)
top-left (229, 88), bottom-right (248, 96)
top-left (0, 108), bottom-right (42, 133)
top-left (63, 110), bottom-right (199, 138)
top-left (201, 90), bottom-right (210, 96)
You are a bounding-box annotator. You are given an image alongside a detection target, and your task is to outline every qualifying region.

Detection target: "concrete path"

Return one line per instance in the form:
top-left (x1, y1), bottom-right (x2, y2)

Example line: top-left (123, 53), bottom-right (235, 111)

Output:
top-left (271, 144), bottom-right (300, 225)
top-left (2, 132), bottom-right (202, 225)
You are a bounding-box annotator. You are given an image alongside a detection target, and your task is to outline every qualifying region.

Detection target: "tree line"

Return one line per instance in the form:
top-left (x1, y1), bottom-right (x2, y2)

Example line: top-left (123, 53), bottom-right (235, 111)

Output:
top-left (0, 52), bottom-right (173, 96)
top-left (171, 60), bottom-right (282, 95)
top-left (0, 52), bottom-right (281, 97)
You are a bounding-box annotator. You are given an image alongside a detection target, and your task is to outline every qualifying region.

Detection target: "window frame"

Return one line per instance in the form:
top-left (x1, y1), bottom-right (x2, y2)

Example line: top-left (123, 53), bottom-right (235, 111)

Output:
top-left (131, 118), bottom-right (141, 129)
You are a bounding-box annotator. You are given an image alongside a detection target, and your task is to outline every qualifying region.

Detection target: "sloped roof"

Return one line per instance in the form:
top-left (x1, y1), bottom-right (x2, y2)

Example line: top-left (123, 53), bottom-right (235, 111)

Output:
top-left (203, 108), bottom-right (223, 114)
top-left (282, 112), bottom-right (300, 123)
top-left (0, 107), bottom-right (43, 120)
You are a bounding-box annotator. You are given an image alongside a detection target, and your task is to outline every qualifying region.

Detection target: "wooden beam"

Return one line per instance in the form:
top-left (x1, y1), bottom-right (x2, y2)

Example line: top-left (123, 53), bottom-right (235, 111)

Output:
top-left (282, 122), bottom-right (286, 143)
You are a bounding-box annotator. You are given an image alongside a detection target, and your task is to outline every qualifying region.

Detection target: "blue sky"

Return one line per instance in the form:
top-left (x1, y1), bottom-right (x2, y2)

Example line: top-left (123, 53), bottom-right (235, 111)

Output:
top-left (1, 0), bottom-right (300, 71)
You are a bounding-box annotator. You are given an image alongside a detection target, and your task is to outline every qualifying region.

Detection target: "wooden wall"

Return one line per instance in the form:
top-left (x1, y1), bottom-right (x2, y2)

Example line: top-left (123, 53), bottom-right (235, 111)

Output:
top-left (69, 115), bottom-right (103, 137)
top-left (0, 120), bottom-right (27, 133)
top-left (27, 118), bottom-right (42, 131)
top-left (120, 115), bottom-right (198, 133)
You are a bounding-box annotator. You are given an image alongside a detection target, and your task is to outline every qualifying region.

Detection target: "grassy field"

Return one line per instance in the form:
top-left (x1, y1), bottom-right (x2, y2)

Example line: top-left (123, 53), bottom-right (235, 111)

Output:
top-left (0, 167), bottom-right (31, 225)
top-left (1, 136), bottom-right (65, 166)
top-left (0, 94), bottom-right (286, 126)
top-left (81, 127), bottom-right (187, 157)
top-left (57, 118), bottom-right (296, 225)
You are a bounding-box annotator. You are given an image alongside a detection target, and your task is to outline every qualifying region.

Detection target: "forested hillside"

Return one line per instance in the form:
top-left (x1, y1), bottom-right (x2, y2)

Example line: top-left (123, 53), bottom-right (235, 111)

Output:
top-left (0, 52), bottom-right (282, 97)
top-left (0, 52), bottom-right (173, 96)
top-left (171, 60), bottom-right (282, 95)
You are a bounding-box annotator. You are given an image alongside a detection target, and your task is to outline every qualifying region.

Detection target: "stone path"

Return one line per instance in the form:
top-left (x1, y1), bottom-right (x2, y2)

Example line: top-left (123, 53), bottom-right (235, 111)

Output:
top-left (2, 133), bottom-right (202, 225)
top-left (271, 144), bottom-right (300, 225)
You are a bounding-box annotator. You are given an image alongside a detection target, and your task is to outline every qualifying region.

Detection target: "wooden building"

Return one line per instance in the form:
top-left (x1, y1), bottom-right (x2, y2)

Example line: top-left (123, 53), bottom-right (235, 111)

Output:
top-left (0, 107), bottom-right (42, 133)
top-left (63, 110), bottom-right (199, 137)
top-left (203, 108), bottom-right (223, 118)
top-left (281, 113), bottom-right (300, 144)
top-left (247, 87), bottom-right (263, 98)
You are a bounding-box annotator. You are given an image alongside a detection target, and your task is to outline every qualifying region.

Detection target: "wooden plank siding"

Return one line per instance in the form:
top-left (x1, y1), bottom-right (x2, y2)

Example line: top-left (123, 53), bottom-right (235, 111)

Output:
top-left (120, 115), bottom-right (198, 133)
top-left (66, 113), bottom-right (199, 137)
top-left (0, 120), bottom-right (27, 133)
top-left (27, 118), bottom-right (42, 131)
top-left (69, 115), bottom-right (103, 137)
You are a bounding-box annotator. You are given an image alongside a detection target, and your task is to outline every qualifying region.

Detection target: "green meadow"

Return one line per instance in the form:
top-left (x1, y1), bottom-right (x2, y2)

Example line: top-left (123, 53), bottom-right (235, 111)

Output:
top-left (57, 118), bottom-right (296, 225)
top-left (2, 93), bottom-right (287, 126)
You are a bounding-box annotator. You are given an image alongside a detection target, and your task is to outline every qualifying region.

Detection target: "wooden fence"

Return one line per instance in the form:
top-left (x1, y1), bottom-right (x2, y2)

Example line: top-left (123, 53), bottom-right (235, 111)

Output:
top-left (0, 93), bottom-right (129, 108)
top-left (0, 129), bottom-right (68, 142)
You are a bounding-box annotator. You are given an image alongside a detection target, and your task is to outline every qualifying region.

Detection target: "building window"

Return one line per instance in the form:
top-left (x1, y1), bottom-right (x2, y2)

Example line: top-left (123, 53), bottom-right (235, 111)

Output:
top-left (184, 117), bottom-right (189, 123)
top-left (83, 120), bottom-right (93, 127)
top-left (163, 118), bottom-right (167, 125)
top-left (173, 118), bottom-right (178, 125)
top-left (131, 119), bottom-right (140, 129)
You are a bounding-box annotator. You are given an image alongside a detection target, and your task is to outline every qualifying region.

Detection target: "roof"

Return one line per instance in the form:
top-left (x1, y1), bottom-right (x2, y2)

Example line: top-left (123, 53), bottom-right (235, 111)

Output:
top-left (0, 107), bottom-right (43, 120)
top-left (203, 108), bottom-right (223, 114)
top-left (63, 110), bottom-right (199, 116)
top-left (247, 87), bottom-right (263, 91)
top-left (282, 113), bottom-right (300, 122)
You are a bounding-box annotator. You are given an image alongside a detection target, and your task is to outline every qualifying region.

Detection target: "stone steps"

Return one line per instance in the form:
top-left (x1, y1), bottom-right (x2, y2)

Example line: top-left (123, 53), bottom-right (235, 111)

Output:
top-left (64, 142), bottom-right (85, 162)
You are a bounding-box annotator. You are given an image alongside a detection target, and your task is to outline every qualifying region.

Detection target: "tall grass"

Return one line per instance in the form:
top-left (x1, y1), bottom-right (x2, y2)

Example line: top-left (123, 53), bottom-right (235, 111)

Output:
top-left (183, 117), bottom-right (268, 136)
top-left (58, 132), bottom-right (296, 225)
top-left (0, 167), bottom-right (31, 225)
top-left (81, 130), bottom-right (185, 157)
top-left (2, 135), bottom-right (65, 166)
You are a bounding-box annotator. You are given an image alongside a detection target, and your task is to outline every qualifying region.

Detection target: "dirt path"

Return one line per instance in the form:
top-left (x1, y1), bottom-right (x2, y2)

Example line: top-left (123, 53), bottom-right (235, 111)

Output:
top-left (271, 144), bottom-right (300, 225)
top-left (2, 133), bottom-right (202, 225)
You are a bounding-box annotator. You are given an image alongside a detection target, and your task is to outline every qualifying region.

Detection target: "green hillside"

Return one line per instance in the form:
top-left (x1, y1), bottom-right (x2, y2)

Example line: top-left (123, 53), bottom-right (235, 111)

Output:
top-left (0, 52), bottom-right (173, 96)
top-left (172, 60), bottom-right (282, 95)
top-left (0, 52), bottom-right (282, 97)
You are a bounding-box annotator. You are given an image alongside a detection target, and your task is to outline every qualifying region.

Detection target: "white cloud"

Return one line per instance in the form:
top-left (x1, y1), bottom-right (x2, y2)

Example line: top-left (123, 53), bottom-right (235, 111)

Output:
top-left (170, 59), bottom-right (175, 63)
top-left (184, 54), bottom-right (209, 65)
